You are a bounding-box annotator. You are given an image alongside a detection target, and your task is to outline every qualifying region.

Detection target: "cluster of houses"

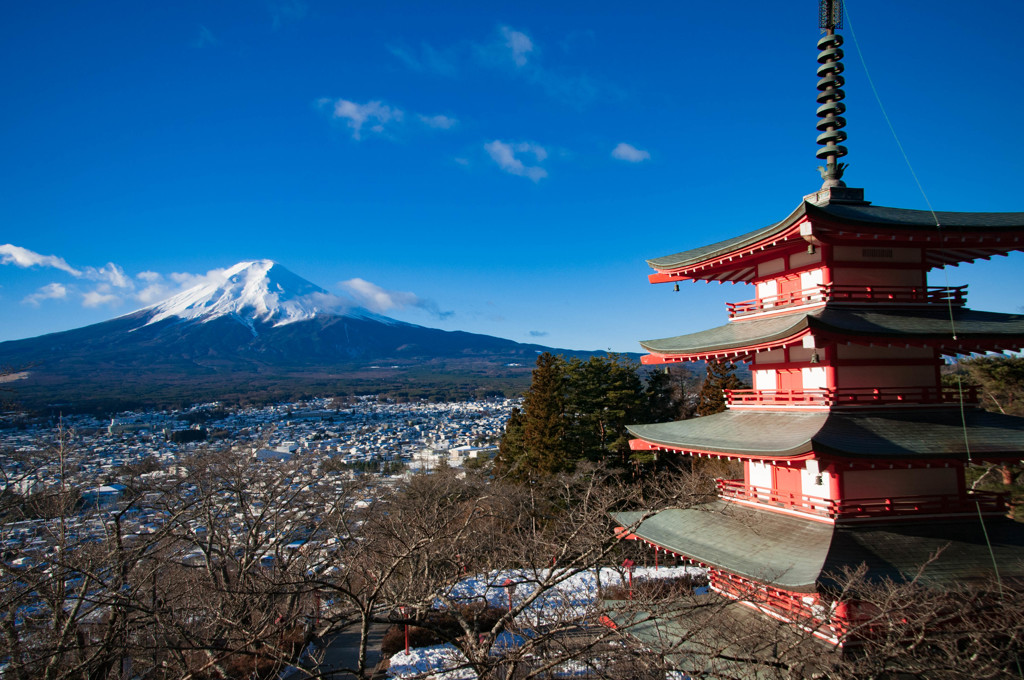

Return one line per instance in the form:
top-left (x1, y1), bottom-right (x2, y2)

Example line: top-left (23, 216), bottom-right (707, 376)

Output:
top-left (0, 396), bottom-right (516, 569)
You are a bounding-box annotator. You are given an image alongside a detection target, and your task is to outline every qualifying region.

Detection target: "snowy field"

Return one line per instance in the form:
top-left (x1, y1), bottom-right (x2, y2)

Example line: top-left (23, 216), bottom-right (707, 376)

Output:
top-left (388, 566), bottom-right (704, 679)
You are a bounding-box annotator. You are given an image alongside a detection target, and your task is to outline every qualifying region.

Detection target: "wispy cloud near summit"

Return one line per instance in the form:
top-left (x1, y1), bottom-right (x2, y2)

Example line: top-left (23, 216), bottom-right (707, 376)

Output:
top-left (340, 278), bottom-right (453, 319)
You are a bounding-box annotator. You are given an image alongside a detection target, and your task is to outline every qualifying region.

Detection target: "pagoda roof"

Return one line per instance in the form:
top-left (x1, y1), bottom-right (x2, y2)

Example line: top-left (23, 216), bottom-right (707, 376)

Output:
top-left (640, 307), bottom-right (1024, 361)
top-left (626, 408), bottom-right (1024, 461)
top-left (613, 502), bottom-right (1024, 592)
top-left (648, 200), bottom-right (1024, 279)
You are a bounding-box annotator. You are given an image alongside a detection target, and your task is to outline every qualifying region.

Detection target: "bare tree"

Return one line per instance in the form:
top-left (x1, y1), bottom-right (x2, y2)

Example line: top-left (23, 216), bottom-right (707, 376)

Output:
top-left (6, 428), bottom-right (1018, 680)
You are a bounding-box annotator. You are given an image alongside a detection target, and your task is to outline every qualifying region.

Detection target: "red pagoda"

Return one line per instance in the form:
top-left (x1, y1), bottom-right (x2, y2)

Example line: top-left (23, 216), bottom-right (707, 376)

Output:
top-left (615, 0), bottom-right (1024, 645)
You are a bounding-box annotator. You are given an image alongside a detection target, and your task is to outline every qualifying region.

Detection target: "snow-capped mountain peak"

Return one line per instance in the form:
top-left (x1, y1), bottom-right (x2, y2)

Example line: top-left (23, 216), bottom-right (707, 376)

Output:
top-left (142, 260), bottom-right (356, 329)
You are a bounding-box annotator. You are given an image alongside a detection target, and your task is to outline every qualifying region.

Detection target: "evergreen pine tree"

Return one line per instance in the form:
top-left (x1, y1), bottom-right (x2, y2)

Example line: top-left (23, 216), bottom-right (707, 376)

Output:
top-left (495, 407), bottom-right (525, 475)
top-left (645, 365), bottom-right (694, 423)
top-left (518, 352), bottom-right (569, 479)
top-left (696, 360), bottom-right (743, 416)
top-left (564, 354), bottom-right (645, 465)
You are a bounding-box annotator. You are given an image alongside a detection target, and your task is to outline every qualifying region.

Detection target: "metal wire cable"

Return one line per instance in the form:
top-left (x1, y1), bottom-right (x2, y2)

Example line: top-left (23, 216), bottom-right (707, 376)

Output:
top-left (844, 0), bottom-right (1008, 606)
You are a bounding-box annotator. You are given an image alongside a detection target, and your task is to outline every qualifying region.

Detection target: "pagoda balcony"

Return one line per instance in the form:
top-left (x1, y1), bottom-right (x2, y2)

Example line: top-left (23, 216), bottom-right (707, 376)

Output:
top-left (724, 386), bottom-right (978, 408)
top-left (727, 284), bottom-right (967, 319)
top-left (716, 479), bottom-right (1008, 520)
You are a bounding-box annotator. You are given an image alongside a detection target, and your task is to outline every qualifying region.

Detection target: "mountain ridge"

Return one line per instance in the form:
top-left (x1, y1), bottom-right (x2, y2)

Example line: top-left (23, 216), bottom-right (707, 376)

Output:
top-left (0, 260), bottom-right (609, 410)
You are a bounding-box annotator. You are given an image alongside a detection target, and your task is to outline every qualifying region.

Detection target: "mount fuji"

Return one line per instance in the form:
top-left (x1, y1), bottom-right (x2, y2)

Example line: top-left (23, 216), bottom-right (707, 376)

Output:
top-left (0, 261), bottom-right (588, 410)
top-left (140, 260), bottom-right (394, 331)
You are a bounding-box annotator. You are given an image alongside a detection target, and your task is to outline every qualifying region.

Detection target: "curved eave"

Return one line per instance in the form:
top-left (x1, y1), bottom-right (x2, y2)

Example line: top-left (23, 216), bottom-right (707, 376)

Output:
top-left (647, 201), bottom-right (1024, 283)
top-left (809, 202), bottom-right (1024, 231)
top-left (640, 308), bottom-right (1024, 363)
top-left (628, 408), bottom-right (1024, 462)
top-left (802, 203), bottom-right (1024, 268)
top-left (613, 503), bottom-right (832, 592)
top-left (614, 505), bottom-right (1024, 592)
top-left (640, 313), bottom-right (812, 363)
top-left (647, 203), bottom-right (809, 284)
top-left (628, 411), bottom-right (824, 460)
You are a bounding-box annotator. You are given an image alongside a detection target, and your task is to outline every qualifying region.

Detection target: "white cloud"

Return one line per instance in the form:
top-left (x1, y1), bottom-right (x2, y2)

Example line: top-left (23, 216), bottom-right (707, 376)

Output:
top-left (419, 114), bottom-right (457, 130)
top-left (0, 246), bottom-right (233, 311)
top-left (611, 142), bottom-right (650, 162)
top-left (340, 278), bottom-right (452, 319)
top-left (484, 140), bottom-right (548, 182)
top-left (133, 268), bottom-right (228, 305)
top-left (0, 244), bottom-right (81, 276)
top-left (82, 286), bottom-right (120, 308)
top-left (23, 282), bottom-right (68, 306)
top-left (135, 283), bottom-right (169, 304)
top-left (170, 269), bottom-right (225, 289)
top-left (323, 99), bottom-right (404, 140)
top-left (84, 262), bottom-right (132, 288)
top-left (501, 26), bottom-right (534, 67)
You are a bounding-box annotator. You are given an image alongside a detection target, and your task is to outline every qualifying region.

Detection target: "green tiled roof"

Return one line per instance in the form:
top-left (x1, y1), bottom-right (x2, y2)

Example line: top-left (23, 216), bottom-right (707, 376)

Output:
top-left (646, 213), bottom-right (798, 271)
top-left (627, 408), bottom-right (1024, 460)
top-left (614, 503), bottom-right (832, 592)
top-left (826, 519), bottom-right (1024, 590)
top-left (647, 201), bottom-right (1024, 271)
top-left (629, 411), bottom-right (826, 457)
top-left (639, 307), bottom-right (1024, 356)
top-left (614, 502), bottom-right (1024, 591)
top-left (640, 313), bottom-right (808, 355)
top-left (816, 203), bottom-right (1024, 230)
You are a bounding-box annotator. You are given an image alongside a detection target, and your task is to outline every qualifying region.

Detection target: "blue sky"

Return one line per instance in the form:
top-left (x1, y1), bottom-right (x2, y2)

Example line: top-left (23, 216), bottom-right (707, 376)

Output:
top-left (2, 1), bottom-right (1022, 352)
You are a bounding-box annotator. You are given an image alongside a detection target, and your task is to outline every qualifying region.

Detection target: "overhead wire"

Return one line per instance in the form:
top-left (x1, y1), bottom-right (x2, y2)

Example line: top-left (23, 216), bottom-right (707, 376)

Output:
top-left (843, 0), bottom-right (1008, 603)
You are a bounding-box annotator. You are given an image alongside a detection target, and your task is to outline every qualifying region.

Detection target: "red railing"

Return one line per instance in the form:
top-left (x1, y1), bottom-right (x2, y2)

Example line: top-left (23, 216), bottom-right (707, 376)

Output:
top-left (825, 284), bottom-right (967, 306)
top-left (715, 479), bottom-right (835, 514)
top-left (727, 288), bottom-right (826, 317)
top-left (727, 285), bottom-right (967, 318)
top-left (716, 479), bottom-right (1007, 519)
top-left (724, 386), bottom-right (978, 408)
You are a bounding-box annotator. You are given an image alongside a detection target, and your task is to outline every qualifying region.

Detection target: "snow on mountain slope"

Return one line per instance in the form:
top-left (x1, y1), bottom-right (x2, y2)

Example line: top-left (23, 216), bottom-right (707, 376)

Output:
top-left (140, 260), bottom-right (394, 331)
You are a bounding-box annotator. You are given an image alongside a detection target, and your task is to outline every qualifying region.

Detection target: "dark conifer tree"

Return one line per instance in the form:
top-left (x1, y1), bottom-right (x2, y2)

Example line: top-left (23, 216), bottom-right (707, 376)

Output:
top-left (645, 365), bottom-right (695, 423)
top-left (495, 407), bottom-right (525, 475)
top-left (500, 353), bottom-right (696, 480)
top-left (696, 360), bottom-right (743, 416)
top-left (564, 354), bottom-right (645, 465)
top-left (518, 352), bottom-right (569, 479)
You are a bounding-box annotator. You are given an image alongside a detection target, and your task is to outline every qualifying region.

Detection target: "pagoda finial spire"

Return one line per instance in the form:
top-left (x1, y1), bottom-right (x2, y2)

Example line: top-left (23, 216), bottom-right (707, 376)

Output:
top-left (815, 0), bottom-right (848, 188)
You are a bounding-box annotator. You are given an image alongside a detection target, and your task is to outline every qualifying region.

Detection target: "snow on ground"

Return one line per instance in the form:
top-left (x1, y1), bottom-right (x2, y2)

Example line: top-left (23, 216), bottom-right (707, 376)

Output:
top-left (387, 566), bottom-right (705, 678)
top-left (440, 566), bottom-right (705, 622)
top-left (388, 644), bottom-right (476, 679)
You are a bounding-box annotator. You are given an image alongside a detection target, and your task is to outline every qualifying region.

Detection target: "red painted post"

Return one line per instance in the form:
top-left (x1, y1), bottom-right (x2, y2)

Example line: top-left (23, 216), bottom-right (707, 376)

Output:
top-left (503, 578), bottom-right (514, 612)
top-left (622, 559), bottom-right (634, 600)
top-left (400, 606), bottom-right (409, 654)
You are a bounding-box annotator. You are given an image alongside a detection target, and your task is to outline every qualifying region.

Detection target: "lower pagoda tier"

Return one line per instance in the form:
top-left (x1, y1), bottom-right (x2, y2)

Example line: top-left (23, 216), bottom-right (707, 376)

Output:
top-left (614, 502), bottom-right (1024, 592)
top-left (613, 502), bottom-right (1024, 643)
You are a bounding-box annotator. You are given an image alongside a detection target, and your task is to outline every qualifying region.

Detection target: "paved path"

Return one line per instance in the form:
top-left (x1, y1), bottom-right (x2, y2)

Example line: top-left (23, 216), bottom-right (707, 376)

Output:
top-left (312, 623), bottom-right (390, 679)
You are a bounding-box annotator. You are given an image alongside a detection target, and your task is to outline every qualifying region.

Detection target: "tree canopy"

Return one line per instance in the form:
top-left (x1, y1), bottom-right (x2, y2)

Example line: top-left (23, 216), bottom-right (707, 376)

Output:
top-left (496, 353), bottom-right (690, 480)
top-left (696, 360), bottom-right (744, 416)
